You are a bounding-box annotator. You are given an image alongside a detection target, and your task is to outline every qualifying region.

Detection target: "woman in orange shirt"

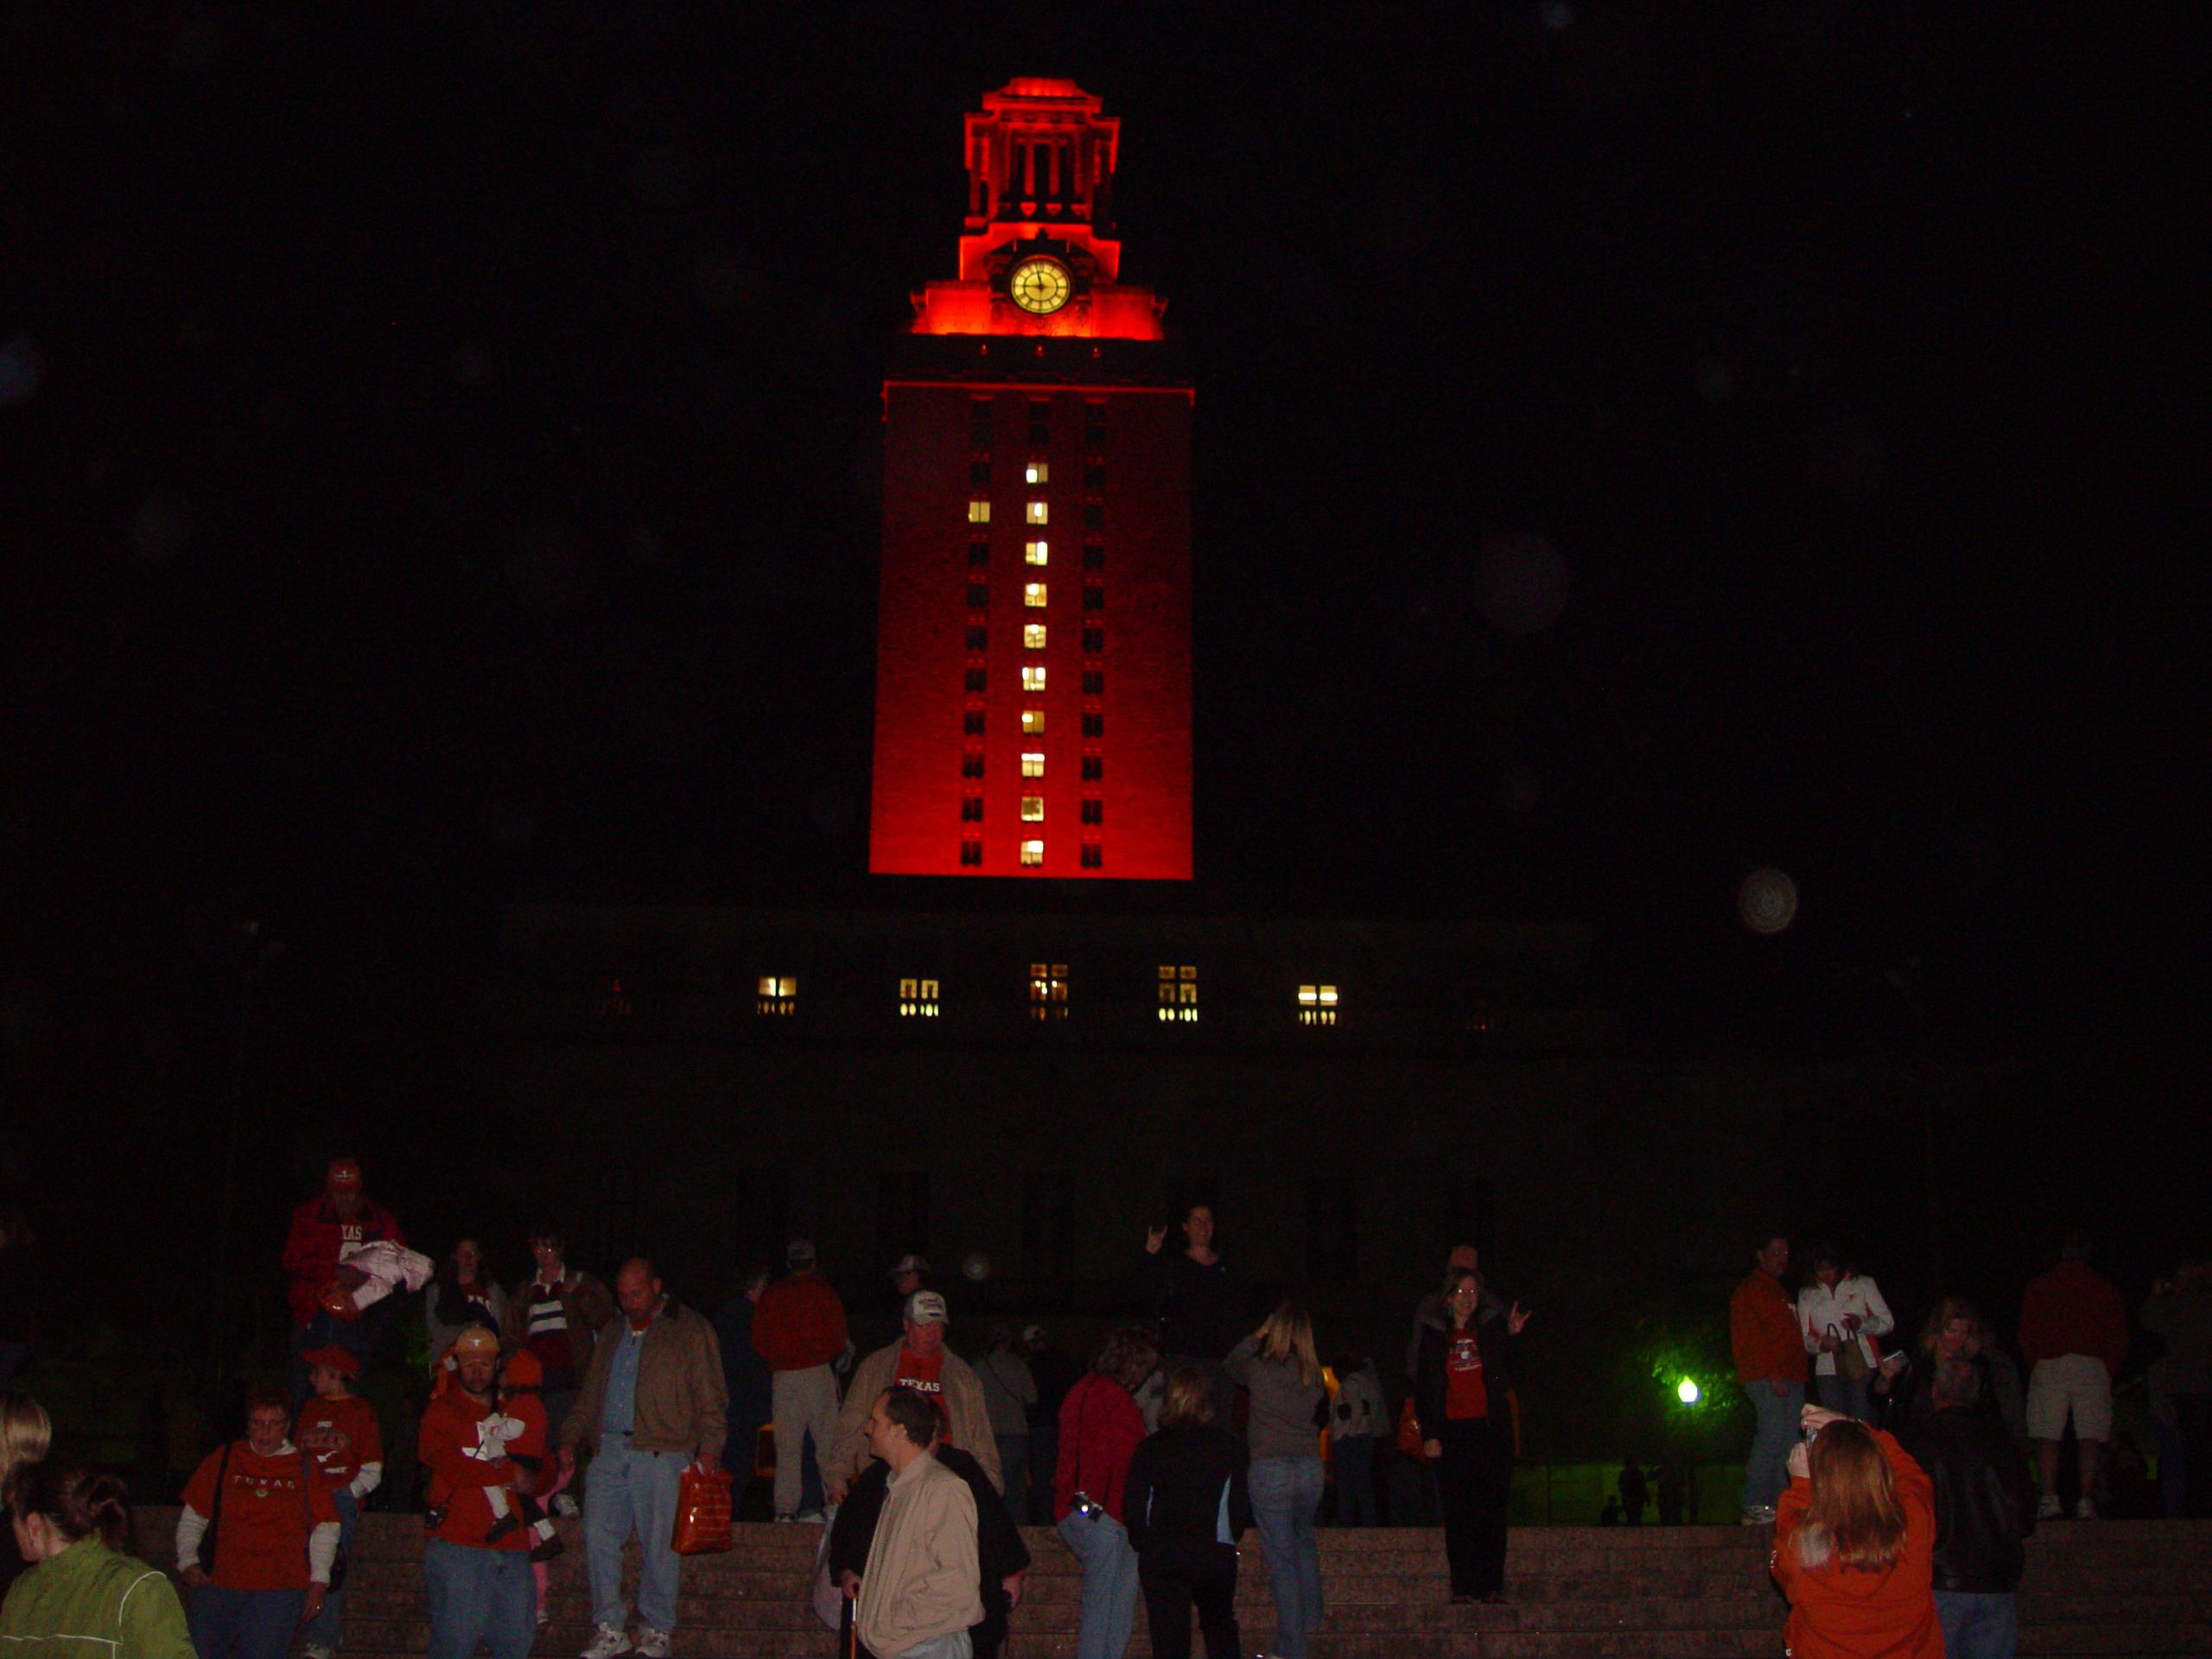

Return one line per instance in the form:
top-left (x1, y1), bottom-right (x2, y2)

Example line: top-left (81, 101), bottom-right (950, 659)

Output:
top-left (1770, 1405), bottom-right (1942, 1659)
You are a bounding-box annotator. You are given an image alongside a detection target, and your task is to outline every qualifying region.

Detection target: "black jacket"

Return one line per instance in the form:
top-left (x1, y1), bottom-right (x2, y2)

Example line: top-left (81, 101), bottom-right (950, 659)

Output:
top-left (1414, 1313), bottom-right (1521, 1443)
top-left (1898, 1407), bottom-right (2035, 1593)
top-left (827, 1444), bottom-right (1031, 1587)
top-left (1124, 1423), bottom-right (1252, 1569)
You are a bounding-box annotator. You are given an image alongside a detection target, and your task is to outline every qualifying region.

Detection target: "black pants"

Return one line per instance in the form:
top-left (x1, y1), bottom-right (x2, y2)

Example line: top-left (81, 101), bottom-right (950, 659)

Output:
top-left (1138, 1543), bottom-right (1241, 1659)
top-left (1436, 1416), bottom-right (1511, 1598)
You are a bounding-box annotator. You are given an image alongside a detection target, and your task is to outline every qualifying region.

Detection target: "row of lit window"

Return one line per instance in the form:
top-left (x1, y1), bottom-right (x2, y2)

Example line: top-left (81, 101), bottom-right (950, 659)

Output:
top-left (953, 662), bottom-right (1108, 694)
top-left (959, 582), bottom-right (1106, 610)
top-left (749, 972), bottom-right (1338, 1022)
top-left (958, 796), bottom-right (1103, 823)
top-left (966, 500), bottom-right (1109, 530)
top-left (965, 460), bottom-right (1110, 491)
top-left (959, 713), bottom-right (1104, 753)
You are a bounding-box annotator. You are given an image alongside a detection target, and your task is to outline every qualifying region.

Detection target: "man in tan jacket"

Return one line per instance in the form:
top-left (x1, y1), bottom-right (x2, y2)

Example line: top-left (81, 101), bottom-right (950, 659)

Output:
top-left (856, 1388), bottom-right (982, 1659)
top-left (558, 1259), bottom-right (727, 1659)
top-left (827, 1292), bottom-right (1001, 1503)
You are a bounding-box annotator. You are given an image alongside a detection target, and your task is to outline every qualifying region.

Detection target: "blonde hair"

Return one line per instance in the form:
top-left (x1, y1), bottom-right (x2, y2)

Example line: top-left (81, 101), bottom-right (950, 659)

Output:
top-left (1792, 1419), bottom-right (1908, 1572)
top-left (1160, 1368), bottom-right (1214, 1428)
top-left (1255, 1302), bottom-right (1320, 1385)
top-left (1917, 1297), bottom-right (1983, 1361)
top-left (1, 1392), bottom-right (54, 1489)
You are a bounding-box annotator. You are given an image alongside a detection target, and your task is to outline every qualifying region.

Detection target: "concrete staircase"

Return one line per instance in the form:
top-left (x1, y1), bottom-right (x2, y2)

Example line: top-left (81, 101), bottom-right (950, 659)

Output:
top-left (141, 1509), bottom-right (2212, 1658)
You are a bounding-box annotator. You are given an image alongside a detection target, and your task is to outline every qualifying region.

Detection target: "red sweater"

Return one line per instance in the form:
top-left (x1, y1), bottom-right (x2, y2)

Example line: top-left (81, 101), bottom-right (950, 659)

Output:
top-left (182, 1444), bottom-right (340, 1590)
top-left (1732, 1269), bottom-right (1809, 1385)
top-left (2017, 1262), bottom-right (2131, 1376)
top-left (420, 1390), bottom-right (550, 1551)
top-left (1771, 1431), bottom-right (1941, 1659)
top-left (1053, 1374), bottom-right (1147, 1523)
top-left (281, 1195), bottom-right (405, 1325)
top-left (752, 1274), bottom-right (849, 1371)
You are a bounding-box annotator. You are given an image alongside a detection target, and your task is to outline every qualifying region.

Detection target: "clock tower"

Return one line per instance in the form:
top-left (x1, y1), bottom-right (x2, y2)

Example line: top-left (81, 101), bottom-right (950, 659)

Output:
top-left (868, 79), bottom-right (1193, 880)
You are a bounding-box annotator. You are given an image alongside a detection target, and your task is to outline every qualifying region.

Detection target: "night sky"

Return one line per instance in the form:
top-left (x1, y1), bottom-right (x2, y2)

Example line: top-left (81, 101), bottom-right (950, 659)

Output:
top-left (4, 8), bottom-right (2204, 1219)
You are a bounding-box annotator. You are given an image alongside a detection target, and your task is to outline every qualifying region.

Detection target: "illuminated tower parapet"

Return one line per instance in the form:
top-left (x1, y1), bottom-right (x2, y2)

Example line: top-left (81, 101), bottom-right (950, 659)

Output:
top-left (870, 79), bottom-right (1192, 880)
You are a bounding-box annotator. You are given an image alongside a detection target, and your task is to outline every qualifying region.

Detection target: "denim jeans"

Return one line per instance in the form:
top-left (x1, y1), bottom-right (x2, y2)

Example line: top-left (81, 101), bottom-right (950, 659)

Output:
top-left (1935, 1590), bottom-right (2019, 1659)
top-left (1740, 1380), bottom-right (1804, 1514)
top-left (1814, 1369), bottom-right (1874, 1423)
top-left (302, 1487), bottom-right (359, 1648)
top-left (188, 1585), bottom-right (304, 1659)
top-left (423, 1538), bottom-right (536, 1659)
top-left (584, 1437), bottom-right (686, 1634)
top-left (1057, 1507), bottom-right (1140, 1659)
top-left (1248, 1455), bottom-right (1325, 1658)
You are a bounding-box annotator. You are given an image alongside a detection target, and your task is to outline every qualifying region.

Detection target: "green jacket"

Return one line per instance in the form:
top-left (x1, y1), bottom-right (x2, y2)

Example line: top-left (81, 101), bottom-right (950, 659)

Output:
top-left (0, 1536), bottom-right (194, 1659)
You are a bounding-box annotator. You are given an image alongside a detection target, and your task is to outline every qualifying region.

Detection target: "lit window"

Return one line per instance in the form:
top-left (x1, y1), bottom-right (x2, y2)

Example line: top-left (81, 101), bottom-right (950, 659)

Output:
top-left (1026, 541), bottom-right (1049, 565)
top-left (898, 977), bottom-right (940, 1019)
top-left (1026, 501), bottom-right (1048, 525)
top-left (1298, 984), bottom-right (1339, 1027)
top-left (1024, 623), bottom-right (1047, 650)
top-left (1022, 665), bottom-right (1046, 692)
top-left (1029, 961), bottom-right (1067, 1016)
top-left (1025, 461), bottom-right (1049, 485)
top-left (1020, 841), bottom-right (1045, 868)
top-left (1021, 752), bottom-right (1045, 778)
top-left (1022, 709), bottom-right (1045, 734)
top-left (757, 976), bottom-right (798, 1017)
top-left (968, 498), bottom-right (990, 524)
top-left (1020, 795), bottom-right (1045, 822)
top-left (1024, 583), bottom-right (1047, 607)
top-left (1158, 965), bottom-right (1198, 1023)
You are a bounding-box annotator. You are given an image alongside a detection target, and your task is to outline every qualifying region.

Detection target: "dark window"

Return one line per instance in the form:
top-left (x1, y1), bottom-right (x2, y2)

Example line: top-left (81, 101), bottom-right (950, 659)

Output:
top-left (1081, 713), bottom-right (1103, 738)
top-left (960, 797), bottom-right (982, 822)
top-left (1082, 503), bottom-right (1105, 528)
top-left (967, 583), bottom-right (988, 608)
top-left (1305, 1174), bottom-right (1358, 1281)
top-left (1083, 544), bottom-right (1104, 570)
top-left (1083, 627), bottom-right (1104, 653)
top-left (963, 668), bottom-right (987, 692)
top-left (1083, 585), bottom-right (1104, 611)
top-left (1082, 671), bottom-right (1103, 696)
top-left (1079, 843), bottom-right (1103, 868)
top-left (962, 753), bottom-right (984, 779)
top-left (1084, 464), bottom-right (1106, 489)
top-left (970, 423), bottom-right (993, 450)
top-left (1080, 798), bottom-right (1103, 824)
top-left (966, 626), bottom-right (988, 651)
top-left (959, 839), bottom-right (982, 867)
top-left (969, 460), bottom-right (991, 485)
top-left (963, 710), bottom-right (985, 735)
top-left (1080, 756), bottom-right (1103, 781)
top-left (968, 542), bottom-right (988, 568)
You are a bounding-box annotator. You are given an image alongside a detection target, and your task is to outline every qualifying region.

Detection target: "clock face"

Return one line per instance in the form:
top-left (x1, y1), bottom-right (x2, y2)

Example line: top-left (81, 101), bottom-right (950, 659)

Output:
top-left (1009, 257), bottom-right (1073, 315)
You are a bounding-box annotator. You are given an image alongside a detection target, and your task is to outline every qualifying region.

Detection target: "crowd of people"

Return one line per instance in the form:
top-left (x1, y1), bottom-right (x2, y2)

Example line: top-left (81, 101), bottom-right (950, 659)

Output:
top-left (3, 1156), bottom-right (2208, 1659)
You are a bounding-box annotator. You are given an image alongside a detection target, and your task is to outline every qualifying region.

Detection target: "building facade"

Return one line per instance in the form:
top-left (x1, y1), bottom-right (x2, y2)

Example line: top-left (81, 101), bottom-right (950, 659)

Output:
top-left (869, 79), bottom-right (1193, 880)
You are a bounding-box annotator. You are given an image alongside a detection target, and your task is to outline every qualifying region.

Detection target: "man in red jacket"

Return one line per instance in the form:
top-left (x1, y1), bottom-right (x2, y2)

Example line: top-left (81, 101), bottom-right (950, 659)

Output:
top-left (420, 1326), bottom-right (548, 1659)
top-left (281, 1158), bottom-right (405, 1408)
top-left (2018, 1230), bottom-right (2130, 1519)
top-left (1730, 1233), bottom-right (1808, 1524)
top-left (753, 1238), bottom-right (848, 1523)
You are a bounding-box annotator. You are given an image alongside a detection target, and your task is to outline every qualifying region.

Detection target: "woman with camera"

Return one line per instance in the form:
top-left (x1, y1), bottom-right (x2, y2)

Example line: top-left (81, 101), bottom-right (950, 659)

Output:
top-left (1053, 1326), bottom-right (1159, 1659)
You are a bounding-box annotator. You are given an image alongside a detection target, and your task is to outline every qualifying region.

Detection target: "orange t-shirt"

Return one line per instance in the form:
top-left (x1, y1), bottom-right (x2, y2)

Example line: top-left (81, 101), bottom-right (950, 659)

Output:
top-left (297, 1395), bottom-right (382, 1490)
top-left (420, 1389), bottom-right (550, 1551)
top-left (182, 1444), bottom-right (340, 1590)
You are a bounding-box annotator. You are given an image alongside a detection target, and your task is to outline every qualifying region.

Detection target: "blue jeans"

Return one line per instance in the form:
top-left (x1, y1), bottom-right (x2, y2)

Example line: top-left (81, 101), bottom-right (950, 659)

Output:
top-left (584, 1438), bottom-right (686, 1634)
top-left (1814, 1369), bottom-right (1873, 1423)
top-left (188, 1585), bottom-right (304, 1659)
top-left (423, 1538), bottom-right (536, 1659)
top-left (1057, 1508), bottom-right (1140, 1659)
top-left (1741, 1380), bottom-right (1803, 1515)
top-left (1936, 1590), bottom-right (2018, 1659)
top-left (1248, 1455), bottom-right (1325, 1658)
top-left (302, 1488), bottom-right (359, 1648)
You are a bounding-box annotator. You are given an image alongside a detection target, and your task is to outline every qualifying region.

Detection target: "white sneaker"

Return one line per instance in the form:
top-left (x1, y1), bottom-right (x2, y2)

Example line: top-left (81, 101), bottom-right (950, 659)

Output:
top-left (581, 1624), bottom-right (631, 1659)
top-left (2035, 1493), bottom-right (2063, 1521)
top-left (1739, 1505), bottom-right (1777, 1525)
top-left (633, 1630), bottom-right (671, 1659)
top-left (303, 1645), bottom-right (335, 1659)
top-left (550, 1494), bottom-right (581, 1517)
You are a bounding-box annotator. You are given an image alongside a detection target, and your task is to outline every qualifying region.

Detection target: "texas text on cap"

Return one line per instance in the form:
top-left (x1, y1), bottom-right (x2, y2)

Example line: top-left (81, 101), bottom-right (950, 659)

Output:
top-left (904, 1290), bottom-right (949, 1325)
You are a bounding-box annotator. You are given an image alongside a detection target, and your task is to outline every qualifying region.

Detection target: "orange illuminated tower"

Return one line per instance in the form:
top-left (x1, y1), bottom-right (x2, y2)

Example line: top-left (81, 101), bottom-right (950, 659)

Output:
top-left (868, 79), bottom-right (1192, 880)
